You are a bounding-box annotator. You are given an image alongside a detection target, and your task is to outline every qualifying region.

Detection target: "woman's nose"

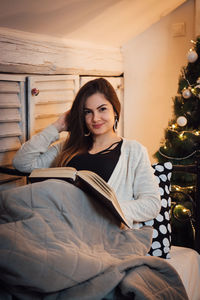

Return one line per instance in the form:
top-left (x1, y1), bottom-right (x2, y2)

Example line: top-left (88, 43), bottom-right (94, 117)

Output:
top-left (93, 112), bottom-right (100, 122)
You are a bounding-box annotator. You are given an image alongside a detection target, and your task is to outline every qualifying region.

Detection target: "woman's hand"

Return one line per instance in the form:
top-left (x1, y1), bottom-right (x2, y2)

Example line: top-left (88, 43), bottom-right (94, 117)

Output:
top-left (53, 110), bottom-right (70, 133)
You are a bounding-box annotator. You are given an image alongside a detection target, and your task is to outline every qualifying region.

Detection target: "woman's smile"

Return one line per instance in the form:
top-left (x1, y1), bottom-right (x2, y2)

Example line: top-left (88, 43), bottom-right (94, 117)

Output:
top-left (92, 123), bottom-right (104, 129)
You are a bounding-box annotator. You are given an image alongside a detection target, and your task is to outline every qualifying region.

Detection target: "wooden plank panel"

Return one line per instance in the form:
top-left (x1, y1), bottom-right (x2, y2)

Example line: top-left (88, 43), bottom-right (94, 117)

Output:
top-left (0, 74), bottom-right (26, 82)
top-left (35, 102), bottom-right (72, 117)
top-left (0, 123), bottom-right (22, 137)
top-left (0, 30), bottom-right (123, 76)
top-left (0, 76), bottom-right (26, 190)
top-left (34, 117), bottom-right (60, 132)
top-left (32, 79), bottom-right (76, 91)
top-left (0, 150), bottom-right (17, 165)
top-left (0, 81), bottom-right (20, 93)
top-left (33, 90), bottom-right (74, 103)
top-left (0, 137), bottom-right (21, 152)
top-left (0, 108), bottom-right (21, 122)
top-left (28, 75), bottom-right (79, 138)
top-left (35, 113), bottom-right (61, 120)
top-left (0, 94), bottom-right (21, 108)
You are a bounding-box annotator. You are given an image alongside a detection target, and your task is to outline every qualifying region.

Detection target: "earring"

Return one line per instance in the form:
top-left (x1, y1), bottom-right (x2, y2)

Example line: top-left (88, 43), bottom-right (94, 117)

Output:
top-left (84, 129), bottom-right (91, 137)
top-left (113, 117), bottom-right (118, 132)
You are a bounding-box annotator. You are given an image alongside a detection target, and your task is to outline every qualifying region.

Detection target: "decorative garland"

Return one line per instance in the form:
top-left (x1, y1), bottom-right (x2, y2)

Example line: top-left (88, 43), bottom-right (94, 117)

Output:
top-left (158, 148), bottom-right (200, 160)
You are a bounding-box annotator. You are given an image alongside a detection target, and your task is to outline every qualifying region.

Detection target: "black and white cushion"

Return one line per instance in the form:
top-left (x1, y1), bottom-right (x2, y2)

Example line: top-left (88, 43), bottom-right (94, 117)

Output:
top-left (142, 162), bottom-right (173, 259)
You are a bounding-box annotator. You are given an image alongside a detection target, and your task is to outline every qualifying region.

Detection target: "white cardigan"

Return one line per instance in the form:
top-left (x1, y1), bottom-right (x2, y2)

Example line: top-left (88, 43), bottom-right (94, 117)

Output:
top-left (13, 125), bottom-right (161, 228)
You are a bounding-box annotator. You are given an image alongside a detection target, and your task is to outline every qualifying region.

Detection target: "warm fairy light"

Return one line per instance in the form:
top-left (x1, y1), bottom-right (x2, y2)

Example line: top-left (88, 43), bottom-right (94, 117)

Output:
top-left (171, 124), bottom-right (177, 130)
top-left (173, 185), bottom-right (195, 191)
top-left (179, 132), bottom-right (185, 140)
top-left (168, 126), bottom-right (200, 138)
top-left (174, 186), bottom-right (181, 191)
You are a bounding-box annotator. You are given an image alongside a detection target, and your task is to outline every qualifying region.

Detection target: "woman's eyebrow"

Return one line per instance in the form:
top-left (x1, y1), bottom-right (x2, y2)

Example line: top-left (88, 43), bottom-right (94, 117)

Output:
top-left (97, 104), bottom-right (107, 109)
top-left (84, 108), bottom-right (92, 111)
top-left (84, 104), bottom-right (107, 110)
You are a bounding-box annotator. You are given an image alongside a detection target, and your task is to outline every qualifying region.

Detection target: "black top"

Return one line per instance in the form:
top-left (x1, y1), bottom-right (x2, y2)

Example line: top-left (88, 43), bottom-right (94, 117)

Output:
top-left (67, 140), bottom-right (123, 182)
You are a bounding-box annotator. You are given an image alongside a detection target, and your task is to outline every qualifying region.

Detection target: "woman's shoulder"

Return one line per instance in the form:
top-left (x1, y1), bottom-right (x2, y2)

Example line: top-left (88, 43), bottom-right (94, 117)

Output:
top-left (120, 138), bottom-right (150, 164)
top-left (121, 138), bottom-right (147, 152)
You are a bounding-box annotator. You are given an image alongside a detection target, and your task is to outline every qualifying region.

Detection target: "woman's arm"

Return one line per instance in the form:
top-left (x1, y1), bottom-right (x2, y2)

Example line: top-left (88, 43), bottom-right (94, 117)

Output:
top-left (120, 146), bottom-right (161, 227)
top-left (12, 111), bottom-right (70, 173)
top-left (109, 140), bottom-right (161, 228)
top-left (12, 125), bottom-right (62, 173)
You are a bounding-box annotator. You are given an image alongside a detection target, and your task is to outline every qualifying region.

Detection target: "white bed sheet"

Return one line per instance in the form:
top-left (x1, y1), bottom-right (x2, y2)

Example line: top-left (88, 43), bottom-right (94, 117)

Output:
top-left (168, 246), bottom-right (200, 300)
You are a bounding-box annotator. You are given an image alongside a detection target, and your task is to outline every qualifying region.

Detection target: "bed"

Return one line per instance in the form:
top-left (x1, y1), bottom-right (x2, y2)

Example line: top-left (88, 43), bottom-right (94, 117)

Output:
top-left (169, 246), bottom-right (200, 300)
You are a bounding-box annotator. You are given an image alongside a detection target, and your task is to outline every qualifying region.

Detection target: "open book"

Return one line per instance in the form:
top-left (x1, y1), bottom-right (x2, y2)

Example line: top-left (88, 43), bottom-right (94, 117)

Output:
top-left (29, 167), bottom-right (130, 228)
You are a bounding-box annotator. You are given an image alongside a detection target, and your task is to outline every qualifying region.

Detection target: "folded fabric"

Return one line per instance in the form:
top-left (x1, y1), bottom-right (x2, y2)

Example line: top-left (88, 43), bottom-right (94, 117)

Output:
top-left (0, 178), bottom-right (188, 299)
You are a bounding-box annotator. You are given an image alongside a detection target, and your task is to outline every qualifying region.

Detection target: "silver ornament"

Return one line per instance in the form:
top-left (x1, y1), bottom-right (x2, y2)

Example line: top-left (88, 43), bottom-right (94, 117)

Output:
top-left (182, 88), bottom-right (192, 99)
top-left (187, 49), bottom-right (198, 63)
top-left (177, 116), bottom-right (187, 127)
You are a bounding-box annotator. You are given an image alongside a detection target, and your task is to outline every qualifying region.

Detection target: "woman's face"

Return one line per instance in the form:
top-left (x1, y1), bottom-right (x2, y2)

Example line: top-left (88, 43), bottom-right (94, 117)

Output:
top-left (84, 92), bottom-right (116, 137)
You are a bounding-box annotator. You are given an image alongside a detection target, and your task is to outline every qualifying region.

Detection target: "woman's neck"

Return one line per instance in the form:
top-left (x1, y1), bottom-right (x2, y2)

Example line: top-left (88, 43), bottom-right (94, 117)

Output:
top-left (89, 132), bottom-right (121, 154)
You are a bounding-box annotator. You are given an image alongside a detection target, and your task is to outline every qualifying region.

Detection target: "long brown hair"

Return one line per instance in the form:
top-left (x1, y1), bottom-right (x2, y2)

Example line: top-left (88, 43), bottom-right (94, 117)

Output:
top-left (56, 77), bottom-right (121, 166)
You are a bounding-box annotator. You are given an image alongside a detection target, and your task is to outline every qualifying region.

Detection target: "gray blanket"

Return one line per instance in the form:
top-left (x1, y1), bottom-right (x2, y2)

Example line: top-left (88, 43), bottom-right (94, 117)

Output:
top-left (0, 180), bottom-right (188, 300)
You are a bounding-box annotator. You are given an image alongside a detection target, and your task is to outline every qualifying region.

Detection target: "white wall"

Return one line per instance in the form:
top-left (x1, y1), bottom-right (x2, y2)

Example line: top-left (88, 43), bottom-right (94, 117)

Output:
top-left (123, 0), bottom-right (195, 163)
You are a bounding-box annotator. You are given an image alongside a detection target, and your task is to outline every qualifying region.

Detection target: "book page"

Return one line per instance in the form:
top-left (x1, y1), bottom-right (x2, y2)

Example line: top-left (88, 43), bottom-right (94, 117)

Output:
top-left (77, 170), bottom-right (128, 226)
top-left (29, 167), bottom-right (77, 181)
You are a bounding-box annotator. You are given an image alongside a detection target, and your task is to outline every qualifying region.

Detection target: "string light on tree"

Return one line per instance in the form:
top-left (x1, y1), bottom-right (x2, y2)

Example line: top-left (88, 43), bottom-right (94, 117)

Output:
top-left (168, 126), bottom-right (200, 138)
top-left (171, 123), bottom-right (177, 130)
top-left (177, 116), bottom-right (187, 127)
top-left (191, 87), bottom-right (198, 96)
top-left (179, 132), bottom-right (186, 141)
top-left (173, 185), bottom-right (195, 192)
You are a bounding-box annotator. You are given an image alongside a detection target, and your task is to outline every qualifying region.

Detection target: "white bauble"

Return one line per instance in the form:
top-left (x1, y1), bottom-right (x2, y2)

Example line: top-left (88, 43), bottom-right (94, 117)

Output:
top-left (182, 88), bottom-right (192, 99)
top-left (187, 49), bottom-right (198, 63)
top-left (177, 116), bottom-right (187, 127)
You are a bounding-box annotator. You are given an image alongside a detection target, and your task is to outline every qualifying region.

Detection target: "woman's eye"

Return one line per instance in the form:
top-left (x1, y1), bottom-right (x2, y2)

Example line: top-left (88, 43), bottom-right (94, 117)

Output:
top-left (84, 110), bottom-right (91, 115)
top-left (99, 107), bottom-right (106, 112)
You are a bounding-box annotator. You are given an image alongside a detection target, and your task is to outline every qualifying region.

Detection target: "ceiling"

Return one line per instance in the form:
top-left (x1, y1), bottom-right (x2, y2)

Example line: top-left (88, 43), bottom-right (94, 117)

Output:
top-left (0, 0), bottom-right (187, 47)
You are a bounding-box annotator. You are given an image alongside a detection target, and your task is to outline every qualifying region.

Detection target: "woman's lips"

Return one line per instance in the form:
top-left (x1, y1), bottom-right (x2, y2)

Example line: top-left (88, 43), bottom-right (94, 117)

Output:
top-left (92, 123), bottom-right (103, 129)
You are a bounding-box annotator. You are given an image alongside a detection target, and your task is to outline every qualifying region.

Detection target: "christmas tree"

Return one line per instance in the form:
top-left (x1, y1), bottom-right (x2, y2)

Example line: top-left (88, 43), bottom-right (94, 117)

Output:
top-left (154, 37), bottom-right (200, 248)
top-left (155, 37), bottom-right (200, 172)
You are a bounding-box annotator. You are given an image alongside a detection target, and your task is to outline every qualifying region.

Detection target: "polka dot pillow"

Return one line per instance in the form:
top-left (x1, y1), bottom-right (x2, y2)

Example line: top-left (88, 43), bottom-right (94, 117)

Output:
top-left (142, 162), bottom-right (173, 259)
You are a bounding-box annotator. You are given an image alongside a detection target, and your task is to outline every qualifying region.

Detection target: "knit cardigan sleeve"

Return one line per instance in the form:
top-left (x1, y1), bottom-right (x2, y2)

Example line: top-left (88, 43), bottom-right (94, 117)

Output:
top-left (108, 140), bottom-right (161, 228)
top-left (12, 125), bottom-right (62, 173)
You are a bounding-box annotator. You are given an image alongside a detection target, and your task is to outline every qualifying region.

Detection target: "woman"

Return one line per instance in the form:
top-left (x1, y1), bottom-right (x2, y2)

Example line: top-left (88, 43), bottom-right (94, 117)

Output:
top-left (13, 78), bottom-right (160, 228)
